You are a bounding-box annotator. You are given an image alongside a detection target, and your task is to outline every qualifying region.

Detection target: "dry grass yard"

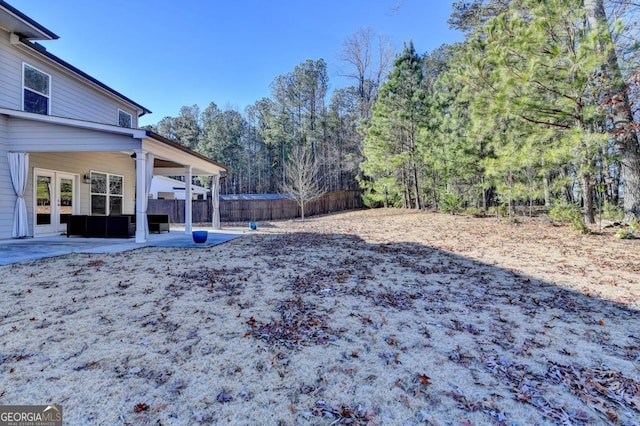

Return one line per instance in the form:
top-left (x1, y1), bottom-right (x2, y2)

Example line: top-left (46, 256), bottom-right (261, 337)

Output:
top-left (0, 209), bottom-right (638, 425)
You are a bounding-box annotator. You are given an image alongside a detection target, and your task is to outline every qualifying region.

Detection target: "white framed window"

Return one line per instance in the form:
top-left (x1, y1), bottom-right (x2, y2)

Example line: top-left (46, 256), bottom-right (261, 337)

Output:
top-left (90, 171), bottom-right (124, 215)
top-left (118, 109), bottom-right (132, 128)
top-left (23, 63), bottom-right (51, 115)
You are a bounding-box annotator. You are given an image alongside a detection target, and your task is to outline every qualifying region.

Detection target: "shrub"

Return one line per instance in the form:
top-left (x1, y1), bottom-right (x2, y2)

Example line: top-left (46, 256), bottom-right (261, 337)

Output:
top-left (362, 191), bottom-right (383, 209)
top-left (549, 203), bottom-right (590, 234)
top-left (440, 193), bottom-right (465, 214)
top-left (617, 219), bottom-right (639, 239)
top-left (488, 204), bottom-right (508, 217)
top-left (464, 207), bottom-right (485, 217)
top-left (601, 201), bottom-right (623, 221)
top-left (615, 227), bottom-right (634, 239)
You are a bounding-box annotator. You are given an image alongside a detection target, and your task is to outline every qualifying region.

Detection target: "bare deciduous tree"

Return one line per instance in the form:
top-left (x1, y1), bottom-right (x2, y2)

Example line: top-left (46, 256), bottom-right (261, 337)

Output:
top-left (280, 146), bottom-right (324, 220)
top-left (338, 28), bottom-right (393, 120)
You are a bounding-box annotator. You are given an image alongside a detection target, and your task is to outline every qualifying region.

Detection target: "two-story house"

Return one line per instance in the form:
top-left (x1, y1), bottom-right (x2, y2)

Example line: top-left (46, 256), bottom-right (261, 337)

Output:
top-left (0, 1), bottom-right (226, 242)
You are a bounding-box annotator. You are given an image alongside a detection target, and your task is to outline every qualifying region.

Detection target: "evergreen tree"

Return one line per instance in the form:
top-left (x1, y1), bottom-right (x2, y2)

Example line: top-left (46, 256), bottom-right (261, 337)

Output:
top-left (173, 105), bottom-right (201, 150)
top-left (361, 41), bottom-right (428, 209)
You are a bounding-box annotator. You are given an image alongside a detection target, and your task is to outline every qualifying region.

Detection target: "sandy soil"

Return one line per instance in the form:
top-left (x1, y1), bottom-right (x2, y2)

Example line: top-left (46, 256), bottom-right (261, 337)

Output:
top-left (0, 209), bottom-right (638, 425)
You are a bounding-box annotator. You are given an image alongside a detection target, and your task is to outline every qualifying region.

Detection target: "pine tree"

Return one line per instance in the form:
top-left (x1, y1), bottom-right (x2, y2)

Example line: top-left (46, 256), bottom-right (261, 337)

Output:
top-left (361, 41), bottom-right (427, 209)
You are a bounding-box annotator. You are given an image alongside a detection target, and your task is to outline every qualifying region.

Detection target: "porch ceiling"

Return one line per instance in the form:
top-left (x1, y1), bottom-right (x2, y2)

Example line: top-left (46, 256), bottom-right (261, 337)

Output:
top-left (151, 158), bottom-right (211, 176)
top-left (143, 132), bottom-right (227, 177)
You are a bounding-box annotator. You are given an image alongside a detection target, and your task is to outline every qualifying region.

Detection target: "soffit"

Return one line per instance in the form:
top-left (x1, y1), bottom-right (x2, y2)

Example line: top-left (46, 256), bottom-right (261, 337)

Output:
top-left (0, 1), bottom-right (58, 40)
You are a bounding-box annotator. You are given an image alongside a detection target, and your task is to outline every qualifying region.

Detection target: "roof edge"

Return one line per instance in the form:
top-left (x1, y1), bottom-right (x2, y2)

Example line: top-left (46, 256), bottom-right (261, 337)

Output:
top-left (144, 130), bottom-right (229, 172)
top-left (0, 106), bottom-right (148, 137)
top-left (19, 40), bottom-right (152, 117)
top-left (0, 0), bottom-right (58, 40)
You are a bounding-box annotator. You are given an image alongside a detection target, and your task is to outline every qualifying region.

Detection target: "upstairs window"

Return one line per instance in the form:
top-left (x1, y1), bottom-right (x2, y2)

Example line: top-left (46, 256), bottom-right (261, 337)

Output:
top-left (23, 63), bottom-right (50, 115)
top-left (118, 109), bottom-right (132, 128)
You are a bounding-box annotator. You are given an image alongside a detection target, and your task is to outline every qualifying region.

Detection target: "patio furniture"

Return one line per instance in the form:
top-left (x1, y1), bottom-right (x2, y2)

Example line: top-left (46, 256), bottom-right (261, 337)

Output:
top-left (147, 214), bottom-right (170, 233)
top-left (67, 214), bottom-right (170, 237)
top-left (67, 215), bottom-right (135, 238)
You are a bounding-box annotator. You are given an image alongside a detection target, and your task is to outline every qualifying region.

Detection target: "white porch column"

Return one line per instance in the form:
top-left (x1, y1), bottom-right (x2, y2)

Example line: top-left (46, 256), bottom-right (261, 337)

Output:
top-left (212, 174), bottom-right (221, 230)
top-left (135, 151), bottom-right (147, 243)
top-left (144, 153), bottom-right (154, 240)
top-left (184, 166), bottom-right (193, 234)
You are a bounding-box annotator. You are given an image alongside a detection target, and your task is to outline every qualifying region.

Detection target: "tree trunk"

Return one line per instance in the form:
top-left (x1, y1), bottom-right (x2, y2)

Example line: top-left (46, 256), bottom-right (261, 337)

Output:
top-left (585, 0), bottom-right (640, 221)
top-left (612, 161), bottom-right (621, 206)
top-left (411, 156), bottom-right (421, 210)
top-left (582, 172), bottom-right (595, 224)
top-left (543, 170), bottom-right (551, 208)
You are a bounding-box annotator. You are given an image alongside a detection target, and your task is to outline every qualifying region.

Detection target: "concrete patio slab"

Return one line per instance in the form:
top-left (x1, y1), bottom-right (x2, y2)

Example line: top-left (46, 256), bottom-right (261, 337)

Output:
top-left (0, 229), bottom-right (244, 265)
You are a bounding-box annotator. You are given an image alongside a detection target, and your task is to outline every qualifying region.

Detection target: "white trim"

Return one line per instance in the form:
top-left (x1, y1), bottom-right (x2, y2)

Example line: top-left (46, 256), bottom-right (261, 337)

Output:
top-left (32, 168), bottom-right (79, 236)
top-left (22, 62), bottom-right (51, 115)
top-left (134, 151), bottom-right (148, 243)
top-left (56, 172), bottom-right (79, 233)
top-left (118, 109), bottom-right (133, 128)
top-left (0, 107), bottom-right (147, 138)
top-left (33, 169), bottom-right (54, 235)
top-left (89, 171), bottom-right (124, 215)
top-left (141, 138), bottom-right (226, 176)
top-left (1, 7), bottom-right (57, 41)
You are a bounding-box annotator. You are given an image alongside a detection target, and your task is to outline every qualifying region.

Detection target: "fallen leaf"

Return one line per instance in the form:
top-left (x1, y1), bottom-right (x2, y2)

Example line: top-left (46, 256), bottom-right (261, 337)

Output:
top-left (133, 403), bottom-right (149, 413)
top-left (418, 373), bottom-right (432, 387)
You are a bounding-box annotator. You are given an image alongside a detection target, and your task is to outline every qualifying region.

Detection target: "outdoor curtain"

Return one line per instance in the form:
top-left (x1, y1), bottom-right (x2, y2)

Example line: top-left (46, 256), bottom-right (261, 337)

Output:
top-left (8, 152), bottom-right (29, 238)
top-left (212, 174), bottom-right (220, 230)
top-left (144, 153), bottom-right (154, 239)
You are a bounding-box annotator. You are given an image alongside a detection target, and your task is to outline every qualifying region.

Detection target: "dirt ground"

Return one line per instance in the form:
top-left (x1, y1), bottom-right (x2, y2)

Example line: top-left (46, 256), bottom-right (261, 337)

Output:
top-left (0, 208), bottom-right (638, 425)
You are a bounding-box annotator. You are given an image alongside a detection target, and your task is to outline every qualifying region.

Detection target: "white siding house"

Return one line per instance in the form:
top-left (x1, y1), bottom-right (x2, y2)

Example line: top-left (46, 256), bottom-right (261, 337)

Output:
top-left (0, 1), bottom-right (227, 242)
top-left (150, 176), bottom-right (210, 200)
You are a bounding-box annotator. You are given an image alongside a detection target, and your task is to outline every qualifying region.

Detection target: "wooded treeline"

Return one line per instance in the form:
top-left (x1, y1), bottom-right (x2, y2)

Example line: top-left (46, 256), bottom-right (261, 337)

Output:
top-left (144, 37), bottom-right (387, 196)
top-left (143, 28), bottom-right (390, 197)
top-left (146, 0), bottom-right (640, 224)
top-left (360, 0), bottom-right (640, 225)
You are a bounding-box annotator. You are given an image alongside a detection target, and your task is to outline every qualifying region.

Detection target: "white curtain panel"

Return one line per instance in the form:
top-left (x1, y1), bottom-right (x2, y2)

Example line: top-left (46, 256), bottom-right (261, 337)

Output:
top-left (8, 152), bottom-right (29, 238)
top-left (212, 174), bottom-right (221, 230)
top-left (144, 153), bottom-right (154, 239)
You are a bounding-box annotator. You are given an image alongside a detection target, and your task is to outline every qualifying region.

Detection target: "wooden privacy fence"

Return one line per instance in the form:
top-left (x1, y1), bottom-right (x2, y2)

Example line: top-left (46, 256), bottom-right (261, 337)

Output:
top-left (147, 190), bottom-right (364, 224)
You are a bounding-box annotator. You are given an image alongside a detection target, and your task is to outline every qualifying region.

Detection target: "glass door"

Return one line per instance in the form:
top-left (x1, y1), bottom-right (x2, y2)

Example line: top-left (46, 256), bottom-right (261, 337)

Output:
top-left (57, 173), bottom-right (76, 233)
top-left (34, 170), bottom-right (78, 235)
top-left (35, 172), bottom-right (54, 234)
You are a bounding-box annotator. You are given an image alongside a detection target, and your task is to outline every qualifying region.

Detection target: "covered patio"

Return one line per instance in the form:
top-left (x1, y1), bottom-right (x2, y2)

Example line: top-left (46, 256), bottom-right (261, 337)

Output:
top-left (132, 131), bottom-right (227, 242)
top-left (3, 108), bottom-right (227, 243)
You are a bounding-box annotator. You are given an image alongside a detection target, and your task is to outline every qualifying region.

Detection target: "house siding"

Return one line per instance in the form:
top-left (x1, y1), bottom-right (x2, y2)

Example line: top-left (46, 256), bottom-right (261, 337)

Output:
top-left (0, 118), bottom-right (140, 239)
top-left (0, 32), bottom-right (22, 109)
top-left (0, 150), bottom-right (136, 239)
top-left (0, 30), bottom-right (139, 127)
top-left (28, 151), bottom-right (136, 216)
top-left (7, 118), bottom-right (140, 152)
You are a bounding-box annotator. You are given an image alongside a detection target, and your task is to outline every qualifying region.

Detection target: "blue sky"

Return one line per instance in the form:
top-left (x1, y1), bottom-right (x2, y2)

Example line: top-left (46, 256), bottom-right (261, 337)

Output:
top-left (10, 0), bottom-right (462, 127)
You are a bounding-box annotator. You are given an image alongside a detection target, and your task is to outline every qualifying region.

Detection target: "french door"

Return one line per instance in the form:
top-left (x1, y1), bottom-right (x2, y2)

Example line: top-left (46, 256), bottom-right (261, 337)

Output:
top-left (34, 169), bottom-right (78, 235)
